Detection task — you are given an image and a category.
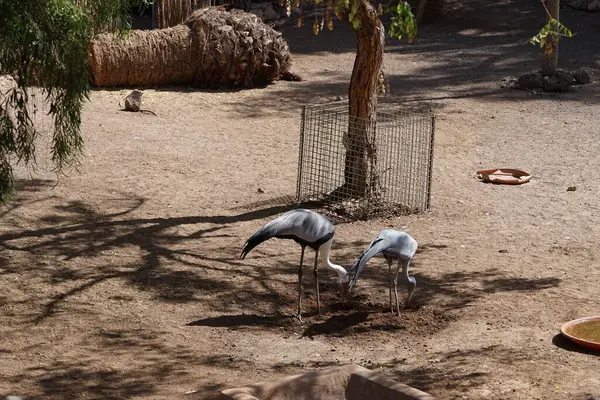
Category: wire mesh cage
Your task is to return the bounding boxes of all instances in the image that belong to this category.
[296,100,435,218]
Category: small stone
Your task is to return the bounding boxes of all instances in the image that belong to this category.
[573,67,594,84]
[123,89,143,112]
[257,187,265,193]
[567,186,577,192]
[499,249,508,253]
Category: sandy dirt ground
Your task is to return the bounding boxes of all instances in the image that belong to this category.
[1,1,599,399]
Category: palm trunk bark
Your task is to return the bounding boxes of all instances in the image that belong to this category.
[343,0,385,198]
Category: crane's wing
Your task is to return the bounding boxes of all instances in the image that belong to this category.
[347,233,392,286]
[240,214,292,259]
[240,209,332,259]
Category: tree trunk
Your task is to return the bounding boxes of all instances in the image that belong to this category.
[541,0,559,76]
[343,0,385,197]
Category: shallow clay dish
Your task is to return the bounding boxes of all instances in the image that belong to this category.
[476,168,532,185]
[561,316,600,351]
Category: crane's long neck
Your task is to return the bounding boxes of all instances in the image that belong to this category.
[319,238,349,282]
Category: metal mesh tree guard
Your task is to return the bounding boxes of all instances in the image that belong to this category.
[296,100,435,218]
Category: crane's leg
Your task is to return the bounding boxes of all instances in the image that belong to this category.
[313,250,321,315]
[394,258,414,316]
[393,260,403,317]
[402,258,415,308]
[386,257,394,314]
[296,246,306,322]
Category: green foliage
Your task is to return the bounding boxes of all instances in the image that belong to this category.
[328,0,415,37]
[388,1,417,41]
[0,0,132,204]
[530,17,574,55]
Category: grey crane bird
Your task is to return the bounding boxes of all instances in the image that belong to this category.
[347,229,418,315]
[240,209,349,322]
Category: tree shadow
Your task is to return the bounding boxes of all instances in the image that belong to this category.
[0,185,328,322]
[218,0,599,119]
[5,327,203,399]
[371,344,535,395]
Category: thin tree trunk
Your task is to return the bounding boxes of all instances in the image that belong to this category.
[415,0,428,24]
[343,0,385,197]
[542,0,559,76]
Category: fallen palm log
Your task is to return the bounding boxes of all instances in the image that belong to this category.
[89,7,299,88]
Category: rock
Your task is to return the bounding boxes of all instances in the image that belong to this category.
[563,0,600,10]
[542,73,572,92]
[573,67,594,84]
[555,69,574,84]
[500,76,519,89]
[518,73,542,89]
[257,187,265,193]
[123,89,143,112]
[567,186,577,192]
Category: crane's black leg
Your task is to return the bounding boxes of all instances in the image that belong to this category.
[296,246,306,322]
[313,250,321,315]
[386,257,394,314]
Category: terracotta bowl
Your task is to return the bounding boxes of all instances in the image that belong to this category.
[560,316,600,351]
[476,168,532,185]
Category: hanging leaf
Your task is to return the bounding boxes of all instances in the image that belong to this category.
[530,17,574,55]
[295,0,301,6]
[313,20,319,35]
[335,0,350,19]
[388,1,416,41]
[279,0,284,7]
[348,0,360,30]
[327,17,334,31]
[286,1,292,17]
[297,15,303,27]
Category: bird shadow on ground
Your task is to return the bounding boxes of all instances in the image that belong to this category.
[301,311,370,339]
[186,313,293,329]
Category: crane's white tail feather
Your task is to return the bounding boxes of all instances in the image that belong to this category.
[348,237,388,286]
